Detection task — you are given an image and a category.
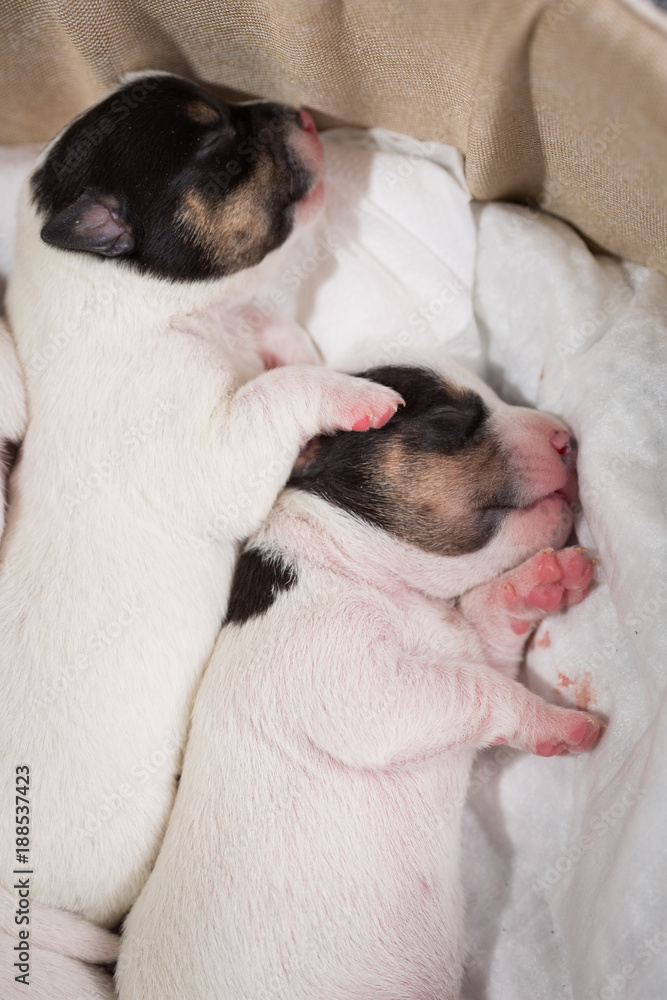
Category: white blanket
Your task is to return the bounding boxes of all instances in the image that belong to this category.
[1,129,665,1000]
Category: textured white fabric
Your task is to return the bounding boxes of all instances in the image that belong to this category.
[1,130,665,999]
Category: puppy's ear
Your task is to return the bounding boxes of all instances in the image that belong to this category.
[291,437,322,476]
[40,191,135,257]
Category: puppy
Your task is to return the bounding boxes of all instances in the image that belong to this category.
[117,360,602,1000]
[0,319,27,538]
[0,73,402,927]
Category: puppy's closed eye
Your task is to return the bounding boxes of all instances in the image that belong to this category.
[404,400,488,453]
[196,127,237,156]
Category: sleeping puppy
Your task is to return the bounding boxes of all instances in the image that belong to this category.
[0,319,26,538]
[117,359,602,1000]
[0,73,402,929]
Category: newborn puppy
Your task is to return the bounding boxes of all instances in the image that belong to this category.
[117,360,601,1000]
[0,73,401,928]
[0,320,26,538]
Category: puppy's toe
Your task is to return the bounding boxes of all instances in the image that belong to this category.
[533,711,602,757]
[321,375,404,434]
[500,545,596,622]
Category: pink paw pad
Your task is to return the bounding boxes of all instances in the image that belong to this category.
[501,546,596,621]
[348,396,403,432]
[526,582,565,613]
[351,406,391,431]
[535,715,601,757]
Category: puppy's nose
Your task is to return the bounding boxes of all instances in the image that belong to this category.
[297,110,318,135]
[550,429,577,467]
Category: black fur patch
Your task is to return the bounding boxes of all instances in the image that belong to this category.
[288,365,519,557]
[32,75,315,282]
[1,439,20,513]
[0,439,20,472]
[225,548,297,625]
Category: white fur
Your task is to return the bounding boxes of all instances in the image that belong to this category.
[0,179,401,928]
[117,359,598,1000]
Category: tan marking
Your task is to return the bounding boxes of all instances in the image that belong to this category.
[187,100,221,126]
[176,156,277,273]
[379,435,508,556]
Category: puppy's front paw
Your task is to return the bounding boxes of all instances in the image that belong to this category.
[317,373,404,434]
[527,706,602,757]
[499,546,595,635]
[497,702,603,756]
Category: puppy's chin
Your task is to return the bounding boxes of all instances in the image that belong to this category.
[288,114,325,229]
[502,494,574,561]
[293,175,326,227]
[290,111,325,175]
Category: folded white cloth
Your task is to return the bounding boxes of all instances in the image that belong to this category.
[1,128,665,1000]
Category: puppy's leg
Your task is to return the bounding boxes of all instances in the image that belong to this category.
[390,662,602,761]
[197,305,320,377]
[467,669,601,756]
[214,366,402,538]
[306,615,602,768]
[456,546,595,675]
[238,308,321,367]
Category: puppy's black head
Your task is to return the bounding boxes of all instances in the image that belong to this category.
[288,366,521,557]
[32,75,321,281]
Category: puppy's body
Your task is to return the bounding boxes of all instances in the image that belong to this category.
[0,75,401,926]
[118,361,601,1000]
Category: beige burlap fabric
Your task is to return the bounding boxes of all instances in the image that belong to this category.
[1,0,666,274]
